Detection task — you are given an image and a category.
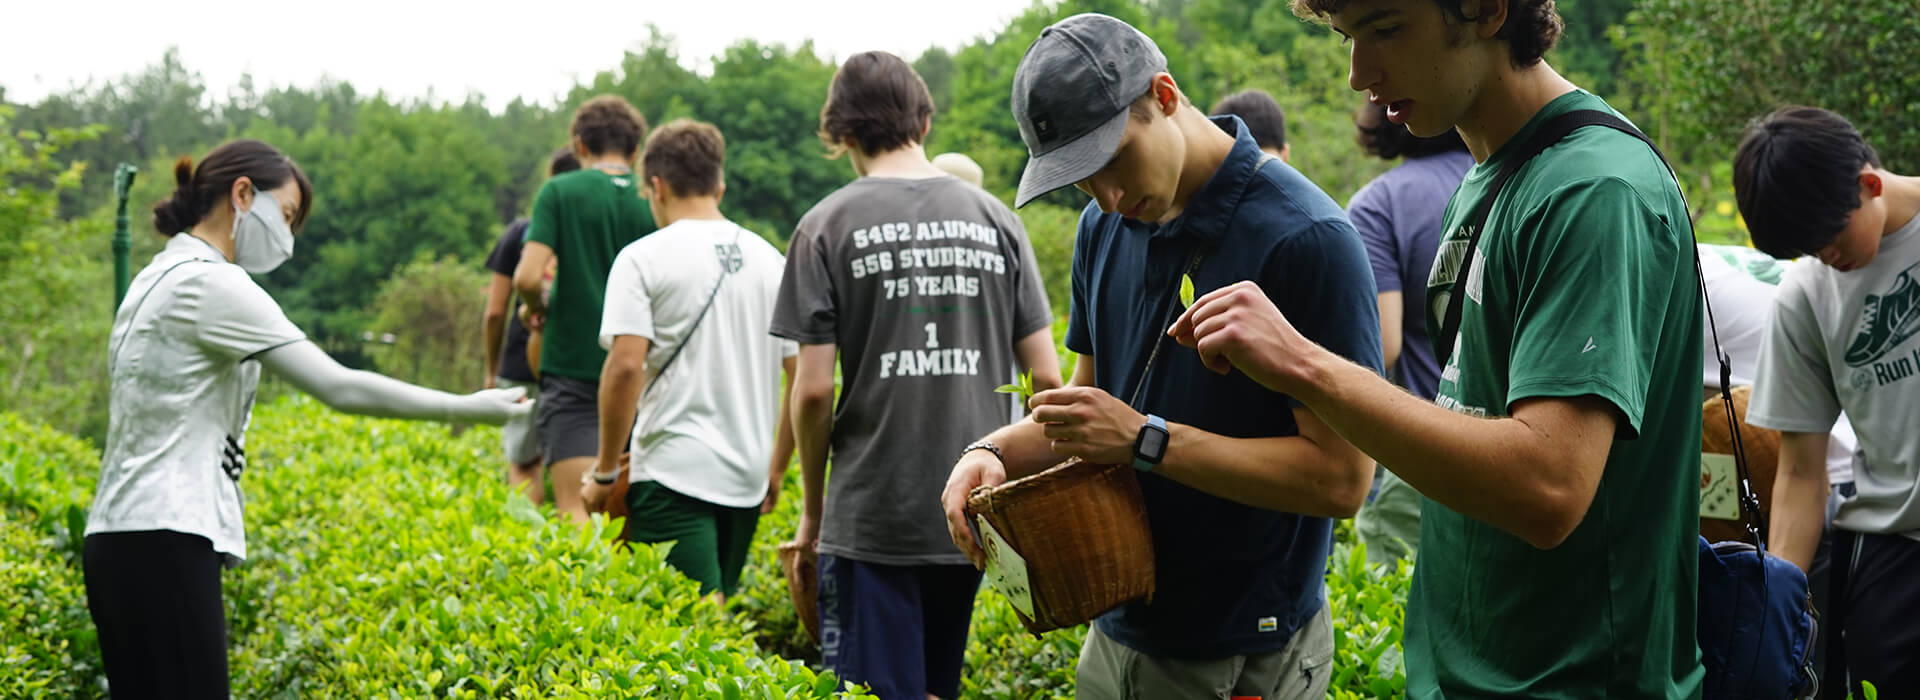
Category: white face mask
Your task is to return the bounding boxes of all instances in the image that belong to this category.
[232,188,295,274]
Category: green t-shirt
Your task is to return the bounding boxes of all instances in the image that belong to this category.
[1409,91,1705,699]
[524,168,654,380]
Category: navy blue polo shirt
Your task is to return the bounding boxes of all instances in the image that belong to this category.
[1066,116,1383,659]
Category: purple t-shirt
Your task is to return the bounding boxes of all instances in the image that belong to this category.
[1348,149,1473,400]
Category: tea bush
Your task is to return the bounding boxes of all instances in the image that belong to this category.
[0,413,106,698]
[5,395,1416,698]
[0,400,868,698]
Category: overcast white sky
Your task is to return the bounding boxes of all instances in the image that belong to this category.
[2,0,1039,109]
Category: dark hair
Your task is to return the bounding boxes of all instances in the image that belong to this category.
[152,139,312,236]
[1210,89,1288,152]
[570,95,648,158]
[642,119,726,198]
[1353,101,1468,160]
[1291,0,1564,67]
[548,147,581,177]
[818,51,934,158]
[1734,106,1882,259]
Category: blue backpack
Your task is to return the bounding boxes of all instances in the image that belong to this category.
[1697,537,1817,698]
[1447,110,1818,700]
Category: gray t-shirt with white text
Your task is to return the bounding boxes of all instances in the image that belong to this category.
[772,176,1053,565]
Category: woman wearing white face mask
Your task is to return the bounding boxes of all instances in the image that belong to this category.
[83,139,528,697]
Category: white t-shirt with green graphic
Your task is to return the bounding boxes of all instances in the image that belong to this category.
[1700,243,1858,484]
[1748,213,1920,537]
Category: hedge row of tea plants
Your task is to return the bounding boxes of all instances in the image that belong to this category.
[0,398,867,699]
[3,394,1415,698]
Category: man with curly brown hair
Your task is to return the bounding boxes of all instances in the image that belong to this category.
[514,94,656,523]
[1175,1,1707,696]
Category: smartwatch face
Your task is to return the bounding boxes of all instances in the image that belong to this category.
[1138,427,1167,460]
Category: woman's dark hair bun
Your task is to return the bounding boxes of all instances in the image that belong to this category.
[151,156,200,235]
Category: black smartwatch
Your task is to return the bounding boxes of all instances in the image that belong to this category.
[1132,414,1169,472]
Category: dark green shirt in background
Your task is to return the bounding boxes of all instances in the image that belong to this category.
[1409,91,1705,699]
[524,168,654,381]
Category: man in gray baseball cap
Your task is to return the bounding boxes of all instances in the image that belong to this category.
[1009,14,1167,209]
[941,12,1383,699]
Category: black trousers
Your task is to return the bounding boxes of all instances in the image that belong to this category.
[83,529,230,699]
[1827,529,1920,698]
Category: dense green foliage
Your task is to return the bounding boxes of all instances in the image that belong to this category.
[0,107,112,440]
[0,400,870,698]
[1615,0,1920,175]
[16,0,1835,443]
[365,257,494,392]
[2,398,1414,698]
[0,412,105,698]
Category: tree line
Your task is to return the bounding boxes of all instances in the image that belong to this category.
[4,0,1914,442]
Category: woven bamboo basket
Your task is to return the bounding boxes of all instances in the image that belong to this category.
[1701,385,1782,544]
[964,459,1154,635]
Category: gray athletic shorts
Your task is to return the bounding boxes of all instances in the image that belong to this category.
[535,375,600,464]
[1075,603,1333,700]
[497,378,541,465]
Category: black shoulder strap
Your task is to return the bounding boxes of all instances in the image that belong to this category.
[1435,111,1646,366]
[641,227,743,398]
[1435,109,1766,548]
[1123,152,1281,410]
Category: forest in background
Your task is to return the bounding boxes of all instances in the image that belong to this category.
[4,0,1915,442]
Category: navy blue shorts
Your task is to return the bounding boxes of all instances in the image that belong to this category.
[816,553,983,699]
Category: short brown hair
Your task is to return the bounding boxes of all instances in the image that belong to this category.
[818,51,934,158]
[1291,0,1564,68]
[570,95,648,158]
[548,147,581,177]
[642,119,726,198]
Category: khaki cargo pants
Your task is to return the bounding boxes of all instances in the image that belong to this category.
[1075,603,1334,700]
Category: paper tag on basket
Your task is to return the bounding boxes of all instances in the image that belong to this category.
[1700,452,1739,520]
[975,515,1035,619]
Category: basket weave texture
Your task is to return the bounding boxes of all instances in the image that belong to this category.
[964,459,1154,634]
[1701,385,1782,544]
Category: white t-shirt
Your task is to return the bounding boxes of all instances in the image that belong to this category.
[599,218,797,508]
[1699,244,1858,483]
[1748,213,1920,537]
[86,234,306,561]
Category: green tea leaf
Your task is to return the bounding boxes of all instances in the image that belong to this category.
[504,491,545,527]
[1179,274,1197,307]
[994,384,1023,395]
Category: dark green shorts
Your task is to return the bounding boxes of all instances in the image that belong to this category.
[624,481,760,597]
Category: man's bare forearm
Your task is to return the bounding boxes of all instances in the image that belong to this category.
[1154,412,1371,517]
[1294,348,1615,549]
[1769,431,1833,572]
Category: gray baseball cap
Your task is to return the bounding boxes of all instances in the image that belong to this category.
[1010,13,1168,208]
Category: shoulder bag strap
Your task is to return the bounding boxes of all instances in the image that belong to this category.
[641,228,743,399]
